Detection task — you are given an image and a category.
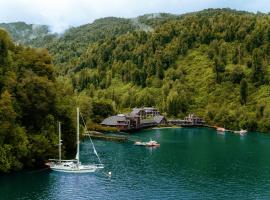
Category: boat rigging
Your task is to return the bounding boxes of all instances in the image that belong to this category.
[47,107,104,173]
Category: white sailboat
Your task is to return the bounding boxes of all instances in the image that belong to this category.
[48,107,104,173]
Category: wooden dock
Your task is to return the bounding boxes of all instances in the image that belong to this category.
[83,131,128,142]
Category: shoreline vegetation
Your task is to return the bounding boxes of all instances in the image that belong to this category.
[1,8,270,173]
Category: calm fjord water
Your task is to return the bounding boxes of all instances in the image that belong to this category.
[1,128,270,200]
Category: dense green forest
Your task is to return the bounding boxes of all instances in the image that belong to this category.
[60,9,270,132]
[0,29,80,172]
[1,8,270,172]
[0,22,50,45]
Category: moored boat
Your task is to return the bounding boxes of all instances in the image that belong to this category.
[134,141,146,146]
[234,129,247,135]
[47,107,104,173]
[145,140,160,147]
[134,139,160,147]
[216,127,226,132]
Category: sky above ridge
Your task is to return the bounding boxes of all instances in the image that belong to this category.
[0,0,269,32]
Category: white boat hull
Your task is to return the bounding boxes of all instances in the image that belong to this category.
[134,140,160,147]
[51,167,97,173]
[49,162,104,173]
[48,108,104,174]
[234,130,247,135]
[134,141,146,146]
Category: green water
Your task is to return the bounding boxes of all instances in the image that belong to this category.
[1,128,270,199]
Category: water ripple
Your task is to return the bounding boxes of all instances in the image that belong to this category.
[2,128,270,199]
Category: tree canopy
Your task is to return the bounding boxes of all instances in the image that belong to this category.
[1,8,270,172]
[0,29,76,173]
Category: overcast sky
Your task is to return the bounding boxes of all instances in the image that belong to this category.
[0,0,269,32]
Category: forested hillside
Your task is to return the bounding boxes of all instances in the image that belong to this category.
[0,29,78,172]
[1,8,270,172]
[2,9,270,132]
[0,17,159,74]
[69,9,270,132]
[0,22,51,45]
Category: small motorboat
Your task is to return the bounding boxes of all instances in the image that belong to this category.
[134,141,146,146]
[216,127,226,132]
[134,139,160,147]
[234,129,247,136]
[145,140,160,147]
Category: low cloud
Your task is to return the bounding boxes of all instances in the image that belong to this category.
[0,0,268,33]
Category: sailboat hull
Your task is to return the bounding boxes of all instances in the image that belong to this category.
[49,163,104,173]
[51,167,97,173]
[48,108,104,174]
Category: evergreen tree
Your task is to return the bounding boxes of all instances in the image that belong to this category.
[251,48,265,85]
[240,79,248,105]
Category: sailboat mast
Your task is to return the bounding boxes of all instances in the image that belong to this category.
[59,122,61,163]
[77,107,80,163]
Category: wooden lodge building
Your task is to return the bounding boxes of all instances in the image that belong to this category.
[168,113,206,126]
[131,107,161,119]
[101,107,166,131]
[101,107,206,131]
[100,114,140,131]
